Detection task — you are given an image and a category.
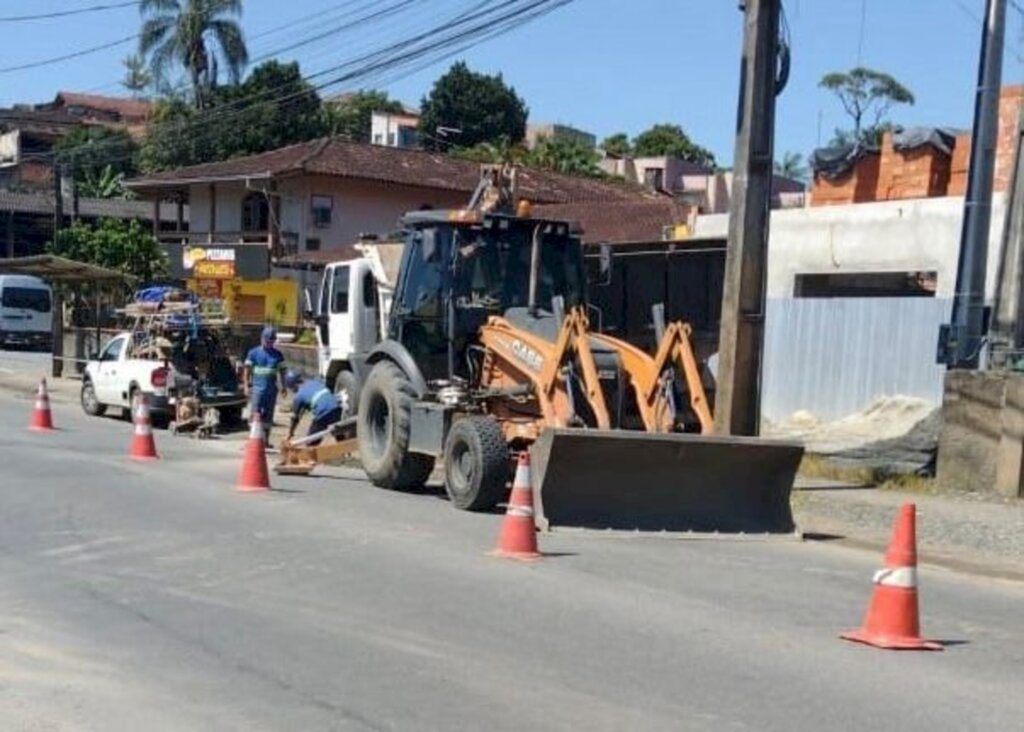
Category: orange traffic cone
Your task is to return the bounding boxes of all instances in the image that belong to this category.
[129,393,160,461]
[841,503,942,650]
[28,377,55,432]
[491,452,541,561]
[236,413,271,493]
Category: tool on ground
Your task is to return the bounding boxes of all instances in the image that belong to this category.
[28,377,54,432]
[237,413,271,492]
[491,452,541,561]
[129,393,160,461]
[841,503,942,651]
[275,417,357,475]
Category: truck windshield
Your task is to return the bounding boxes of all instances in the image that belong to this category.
[2,287,51,312]
[454,226,584,313]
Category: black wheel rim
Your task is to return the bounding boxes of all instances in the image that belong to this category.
[365,392,390,458]
[449,439,473,494]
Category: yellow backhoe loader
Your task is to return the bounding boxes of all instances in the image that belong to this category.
[286,167,803,532]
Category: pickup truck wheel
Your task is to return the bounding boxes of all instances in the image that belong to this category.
[357,361,434,490]
[443,416,510,511]
[122,385,138,421]
[80,379,106,417]
[335,370,358,418]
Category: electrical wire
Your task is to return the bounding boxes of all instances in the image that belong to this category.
[0,1,139,23]
[0,34,138,73]
[36,0,570,167]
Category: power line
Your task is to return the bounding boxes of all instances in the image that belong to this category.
[0,34,138,73]
[0,1,139,23]
[39,0,572,166]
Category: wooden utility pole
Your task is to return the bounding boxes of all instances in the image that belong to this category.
[714,0,781,436]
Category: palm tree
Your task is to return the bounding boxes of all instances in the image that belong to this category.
[774,151,809,184]
[139,0,248,108]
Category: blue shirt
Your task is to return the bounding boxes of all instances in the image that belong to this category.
[291,379,339,420]
[245,345,284,392]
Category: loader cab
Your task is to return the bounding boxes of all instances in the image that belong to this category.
[390,211,584,382]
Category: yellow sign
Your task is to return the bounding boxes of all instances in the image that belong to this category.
[194,260,236,279]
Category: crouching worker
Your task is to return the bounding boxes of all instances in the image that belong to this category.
[285,370,343,446]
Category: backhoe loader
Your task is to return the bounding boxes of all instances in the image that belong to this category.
[317,167,803,533]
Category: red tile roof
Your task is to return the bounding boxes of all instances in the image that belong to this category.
[54,92,151,122]
[533,198,692,244]
[126,137,654,205]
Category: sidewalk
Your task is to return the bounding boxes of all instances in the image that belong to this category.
[793,484,1024,582]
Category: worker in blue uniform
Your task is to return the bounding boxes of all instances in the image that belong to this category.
[284,371,343,446]
[243,326,287,447]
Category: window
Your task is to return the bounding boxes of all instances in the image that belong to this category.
[387,131,396,146]
[241,192,269,231]
[306,237,321,252]
[331,265,350,314]
[373,133,383,145]
[311,195,333,228]
[363,271,377,308]
[643,167,664,191]
[2,286,50,312]
[794,271,937,298]
[100,337,126,361]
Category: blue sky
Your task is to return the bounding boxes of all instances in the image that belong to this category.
[2,0,1023,165]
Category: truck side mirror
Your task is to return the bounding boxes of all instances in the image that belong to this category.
[302,287,314,320]
[597,243,613,285]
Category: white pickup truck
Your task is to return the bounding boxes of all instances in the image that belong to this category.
[81,327,246,427]
[80,331,173,420]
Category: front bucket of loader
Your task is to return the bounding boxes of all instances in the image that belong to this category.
[529,429,804,534]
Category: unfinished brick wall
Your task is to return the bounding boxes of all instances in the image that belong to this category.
[876,131,951,201]
[809,152,881,206]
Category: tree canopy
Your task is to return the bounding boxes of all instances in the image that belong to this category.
[632,124,716,168]
[48,219,167,283]
[600,132,631,157]
[54,126,139,184]
[139,60,323,171]
[419,62,528,150]
[139,0,249,108]
[323,90,405,143]
[820,66,914,146]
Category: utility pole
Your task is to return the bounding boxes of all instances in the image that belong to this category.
[52,159,65,379]
[714,0,782,436]
[939,0,1007,369]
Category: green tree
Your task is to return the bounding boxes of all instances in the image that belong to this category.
[450,136,527,165]
[526,135,603,177]
[632,123,716,168]
[820,66,914,145]
[122,54,153,98]
[54,126,139,184]
[139,60,324,171]
[323,90,404,143]
[78,165,127,199]
[48,219,167,283]
[419,61,528,151]
[600,132,631,157]
[139,0,249,108]
[774,151,808,183]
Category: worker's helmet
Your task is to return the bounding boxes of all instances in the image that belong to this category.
[284,369,302,390]
[261,325,277,345]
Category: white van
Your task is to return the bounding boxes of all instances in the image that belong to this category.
[0,274,53,350]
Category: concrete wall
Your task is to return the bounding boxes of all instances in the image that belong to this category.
[187,182,245,233]
[694,194,1007,300]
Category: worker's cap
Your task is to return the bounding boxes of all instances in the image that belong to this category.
[261,325,277,343]
[284,369,302,389]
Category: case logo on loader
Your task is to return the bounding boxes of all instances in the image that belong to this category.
[511,339,543,372]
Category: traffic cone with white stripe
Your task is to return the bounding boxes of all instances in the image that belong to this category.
[491,452,541,561]
[236,412,271,493]
[129,393,160,461]
[841,503,942,650]
[28,377,55,432]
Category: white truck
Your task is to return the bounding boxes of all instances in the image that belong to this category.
[81,330,173,420]
[309,239,403,414]
[0,274,53,350]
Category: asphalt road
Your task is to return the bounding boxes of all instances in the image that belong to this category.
[0,391,1022,731]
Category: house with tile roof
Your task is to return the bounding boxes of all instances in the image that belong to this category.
[125,136,684,261]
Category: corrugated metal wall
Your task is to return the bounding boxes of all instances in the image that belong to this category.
[761,297,952,421]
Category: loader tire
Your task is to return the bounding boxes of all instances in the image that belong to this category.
[443,416,510,511]
[357,361,434,491]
